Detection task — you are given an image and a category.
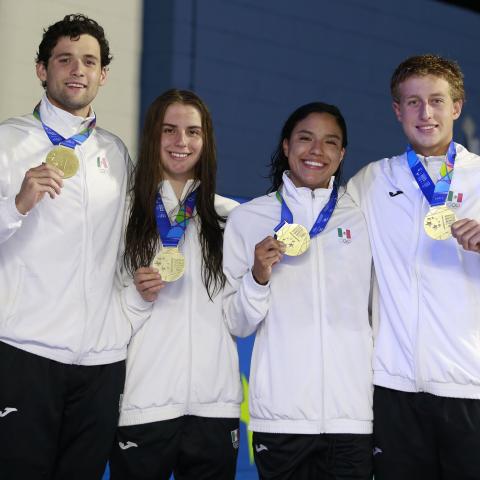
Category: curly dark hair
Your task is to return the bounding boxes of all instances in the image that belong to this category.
[36,13,112,74]
[268,102,348,193]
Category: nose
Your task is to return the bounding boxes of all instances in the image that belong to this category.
[310,140,322,155]
[420,102,432,120]
[175,130,188,147]
[70,58,84,77]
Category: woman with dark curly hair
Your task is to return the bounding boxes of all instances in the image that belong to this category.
[223,102,373,480]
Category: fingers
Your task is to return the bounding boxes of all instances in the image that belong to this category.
[134,267,166,302]
[16,164,65,214]
[252,236,286,284]
[451,218,480,253]
[25,164,64,194]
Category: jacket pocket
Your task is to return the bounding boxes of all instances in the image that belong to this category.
[4,264,25,327]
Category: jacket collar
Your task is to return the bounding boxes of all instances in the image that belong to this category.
[158,179,200,214]
[38,94,96,140]
[280,171,334,204]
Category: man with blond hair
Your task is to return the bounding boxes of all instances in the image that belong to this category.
[349,54,480,479]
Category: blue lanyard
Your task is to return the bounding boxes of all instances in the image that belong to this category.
[406,141,456,207]
[33,103,96,149]
[274,186,338,238]
[154,191,197,247]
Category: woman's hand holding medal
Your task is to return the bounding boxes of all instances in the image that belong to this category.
[252,236,286,285]
[134,267,166,302]
[451,218,480,253]
[15,163,64,215]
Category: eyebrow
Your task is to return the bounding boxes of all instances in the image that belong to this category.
[405,93,446,99]
[54,52,100,61]
[162,122,202,129]
[296,129,341,140]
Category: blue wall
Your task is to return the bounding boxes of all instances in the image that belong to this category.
[142,0,480,198]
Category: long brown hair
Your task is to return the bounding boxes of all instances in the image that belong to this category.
[124,89,226,299]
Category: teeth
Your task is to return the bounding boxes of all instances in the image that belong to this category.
[170,152,189,158]
[66,83,84,88]
[417,125,436,130]
[304,160,325,167]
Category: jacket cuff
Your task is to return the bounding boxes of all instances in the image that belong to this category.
[245,269,271,295]
[123,282,154,312]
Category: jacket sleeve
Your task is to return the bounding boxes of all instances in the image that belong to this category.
[222,209,271,338]
[113,151,154,336]
[0,146,27,245]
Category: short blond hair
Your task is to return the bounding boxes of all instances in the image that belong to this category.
[391,54,465,103]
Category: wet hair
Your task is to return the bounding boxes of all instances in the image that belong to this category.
[391,54,465,104]
[124,89,226,299]
[36,14,112,79]
[268,102,348,193]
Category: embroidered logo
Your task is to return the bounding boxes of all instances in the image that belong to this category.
[0,407,18,418]
[119,441,138,450]
[255,443,268,453]
[231,428,240,449]
[97,155,109,173]
[373,446,383,456]
[388,190,404,197]
[337,227,352,244]
[447,190,463,208]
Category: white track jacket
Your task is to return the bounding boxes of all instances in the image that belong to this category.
[0,96,131,365]
[223,173,373,434]
[118,181,242,426]
[348,144,480,399]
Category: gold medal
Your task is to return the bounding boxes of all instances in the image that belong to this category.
[275,223,310,256]
[45,146,79,178]
[151,247,185,282]
[424,205,457,240]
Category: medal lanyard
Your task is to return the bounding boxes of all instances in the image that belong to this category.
[33,103,96,148]
[154,190,197,247]
[274,186,338,238]
[406,141,456,207]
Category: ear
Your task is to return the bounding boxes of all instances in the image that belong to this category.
[36,62,48,83]
[392,101,402,122]
[339,147,346,163]
[452,100,462,120]
[99,66,108,86]
[282,138,289,158]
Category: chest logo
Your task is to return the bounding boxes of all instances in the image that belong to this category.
[446,190,463,208]
[337,227,352,244]
[97,155,110,173]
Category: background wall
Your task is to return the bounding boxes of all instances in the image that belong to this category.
[142,0,480,198]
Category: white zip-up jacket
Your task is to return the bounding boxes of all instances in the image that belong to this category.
[118,180,242,426]
[0,95,131,365]
[348,143,480,399]
[223,173,373,434]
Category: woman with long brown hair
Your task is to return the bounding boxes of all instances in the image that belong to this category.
[110,89,242,480]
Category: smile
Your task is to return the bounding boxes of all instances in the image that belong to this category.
[65,82,86,88]
[169,152,190,158]
[304,160,325,167]
[416,125,437,131]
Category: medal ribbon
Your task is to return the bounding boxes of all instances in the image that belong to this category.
[33,103,96,149]
[274,186,338,238]
[154,190,197,247]
[406,141,456,207]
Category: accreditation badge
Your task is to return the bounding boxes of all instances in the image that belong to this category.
[151,247,185,282]
[423,205,457,240]
[45,146,79,178]
[275,223,310,256]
